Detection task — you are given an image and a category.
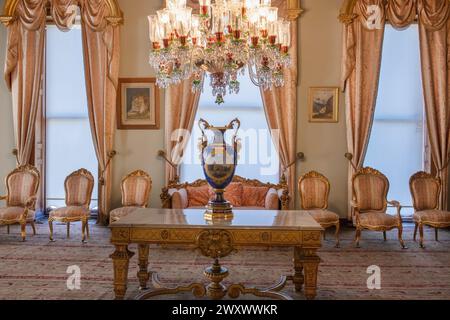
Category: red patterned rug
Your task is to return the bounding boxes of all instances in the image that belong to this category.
[0,221,449,300]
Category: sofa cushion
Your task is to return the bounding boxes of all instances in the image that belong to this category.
[187,185,210,207]
[242,186,269,207]
[222,183,243,207]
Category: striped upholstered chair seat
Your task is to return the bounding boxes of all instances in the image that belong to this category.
[410,172,450,248]
[0,207,35,222]
[0,165,40,241]
[109,170,152,224]
[298,171,340,247]
[48,169,94,242]
[359,212,399,229]
[352,167,406,249]
[50,206,90,218]
[413,210,450,224]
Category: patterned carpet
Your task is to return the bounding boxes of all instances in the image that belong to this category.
[0,220,449,300]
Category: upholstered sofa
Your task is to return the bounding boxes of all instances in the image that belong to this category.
[161,176,290,210]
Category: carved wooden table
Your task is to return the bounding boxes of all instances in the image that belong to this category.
[110,209,323,300]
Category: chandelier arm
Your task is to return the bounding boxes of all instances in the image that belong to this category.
[248,62,261,87]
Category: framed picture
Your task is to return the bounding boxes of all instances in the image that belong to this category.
[117,78,160,130]
[308,87,339,123]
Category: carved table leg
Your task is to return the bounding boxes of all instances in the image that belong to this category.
[299,248,320,300]
[110,244,134,300]
[293,247,304,292]
[137,244,150,290]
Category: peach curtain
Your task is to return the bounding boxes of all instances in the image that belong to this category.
[49,0,120,224]
[165,79,202,184]
[341,0,385,221]
[260,3,298,207]
[79,0,120,225]
[4,0,46,166]
[417,0,450,210]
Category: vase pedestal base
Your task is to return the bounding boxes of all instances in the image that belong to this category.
[205,201,234,221]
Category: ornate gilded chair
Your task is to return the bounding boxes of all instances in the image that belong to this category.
[0,165,40,241]
[48,169,94,242]
[298,171,340,247]
[109,170,152,224]
[351,167,406,249]
[410,172,450,248]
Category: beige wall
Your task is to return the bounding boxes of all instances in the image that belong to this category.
[297,0,348,216]
[0,0,16,196]
[0,0,350,216]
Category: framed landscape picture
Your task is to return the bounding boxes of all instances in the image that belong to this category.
[117,78,160,130]
[308,87,339,123]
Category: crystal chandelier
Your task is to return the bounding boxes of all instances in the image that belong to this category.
[148,0,291,104]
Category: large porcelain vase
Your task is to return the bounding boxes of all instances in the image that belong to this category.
[199,118,240,220]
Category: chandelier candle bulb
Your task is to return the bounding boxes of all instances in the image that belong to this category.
[148,0,291,103]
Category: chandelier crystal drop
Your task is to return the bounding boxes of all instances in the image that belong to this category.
[148,0,291,104]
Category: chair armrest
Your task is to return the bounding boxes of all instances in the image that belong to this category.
[388,200,401,208]
[350,200,359,209]
[265,188,279,210]
[25,196,37,210]
[388,200,402,220]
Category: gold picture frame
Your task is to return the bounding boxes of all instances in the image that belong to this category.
[308,87,339,123]
[117,78,160,130]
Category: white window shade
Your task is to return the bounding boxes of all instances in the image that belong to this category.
[45,26,98,209]
[365,24,425,217]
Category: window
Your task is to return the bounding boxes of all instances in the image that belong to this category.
[181,74,279,183]
[365,24,425,217]
[45,25,98,210]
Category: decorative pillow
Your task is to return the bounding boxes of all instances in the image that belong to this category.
[224,183,243,207]
[265,188,279,210]
[242,186,269,207]
[187,185,210,207]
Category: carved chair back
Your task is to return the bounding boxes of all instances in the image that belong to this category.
[6,165,40,208]
[121,170,152,207]
[352,167,389,213]
[65,169,95,208]
[410,171,441,212]
[298,171,330,210]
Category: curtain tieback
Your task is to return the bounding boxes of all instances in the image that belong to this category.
[12,149,19,166]
[280,152,305,184]
[437,154,450,176]
[99,150,117,185]
[158,150,180,183]
[345,152,359,171]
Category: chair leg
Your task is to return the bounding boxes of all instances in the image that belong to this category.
[413,223,418,241]
[49,220,54,241]
[31,221,36,236]
[20,222,26,242]
[7,225,10,234]
[335,222,340,248]
[419,223,425,249]
[435,228,439,242]
[355,228,361,248]
[398,225,407,249]
[81,219,87,243]
[66,222,70,239]
[383,231,387,241]
[86,220,90,239]
[323,230,326,240]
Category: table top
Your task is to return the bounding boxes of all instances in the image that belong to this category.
[110,208,323,231]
